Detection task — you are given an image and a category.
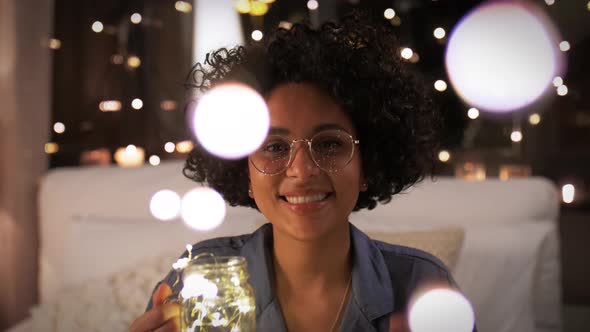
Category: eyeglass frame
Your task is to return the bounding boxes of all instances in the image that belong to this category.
[249,129,360,176]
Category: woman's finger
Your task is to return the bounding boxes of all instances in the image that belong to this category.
[153,316,182,332]
[152,283,173,307]
[129,302,180,332]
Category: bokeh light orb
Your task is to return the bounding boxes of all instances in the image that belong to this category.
[150,189,181,221]
[445,1,564,113]
[181,187,226,231]
[189,82,269,160]
[409,288,475,332]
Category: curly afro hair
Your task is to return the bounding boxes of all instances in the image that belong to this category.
[183,11,441,211]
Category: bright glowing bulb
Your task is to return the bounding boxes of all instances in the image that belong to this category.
[125,144,137,154]
[467,108,480,119]
[557,84,568,96]
[130,13,142,24]
[234,0,251,14]
[409,288,475,332]
[127,55,141,68]
[48,38,61,50]
[164,142,176,153]
[131,98,143,110]
[181,187,226,231]
[434,27,446,39]
[175,1,192,13]
[445,2,564,112]
[99,100,122,112]
[510,130,523,142]
[251,30,263,41]
[53,122,66,134]
[552,76,563,87]
[149,155,161,166]
[529,113,541,125]
[176,140,194,154]
[559,41,570,52]
[92,21,104,33]
[545,0,555,5]
[401,47,413,60]
[45,142,59,154]
[115,145,145,167]
[434,80,448,92]
[562,184,575,204]
[384,8,396,19]
[249,1,269,15]
[189,82,270,159]
[307,0,319,10]
[438,150,451,162]
[150,189,181,221]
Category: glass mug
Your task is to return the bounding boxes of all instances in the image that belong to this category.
[179,255,256,332]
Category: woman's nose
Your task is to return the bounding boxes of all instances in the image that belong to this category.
[285,142,320,178]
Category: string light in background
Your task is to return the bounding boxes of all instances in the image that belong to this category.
[150,189,181,221]
[53,122,66,134]
[251,29,263,41]
[175,1,192,13]
[164,142,176,153]
[149,155,161,166]
[176,140,194,154]
[234,0,252,14]
[126,55,141,69]
[111,54,124,65]
[545,0,555,5]
[45,142,59,154]
[307,0,319,11]
[467,107,480,120]
[114,144,145,167]
[99,100,122,112]
[557,84,568,96]
[400,47,413,60]
[250,1,269,15]
[559,40,570,52]
[278,21,293,30]
[384,8,396,19]
[48,38,61,50]
[445,1,564,113]
[130,13,142,24]
[91,21,104,33]
[529,113,541,125]
[438,150,451,162]
[587,1,590,11]
[510,130,523,143]
[434,79,448,92]
[188,82,269,160]
[160,100,178,111]
[408,288,475,332]
[131,98,143,110]
[562,184,575,204]
[433,27,446,39]
[180,187,227,231]
[552,76,563,87]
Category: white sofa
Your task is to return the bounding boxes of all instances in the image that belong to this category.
[8,160,562,332]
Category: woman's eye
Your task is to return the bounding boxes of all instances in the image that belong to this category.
[263,142,289,154]
[316,139,343,151]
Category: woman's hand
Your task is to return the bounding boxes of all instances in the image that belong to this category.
[389,312,410,332]
[129,283,181,332]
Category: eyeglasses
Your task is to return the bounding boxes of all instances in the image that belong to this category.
[250,129,360,175]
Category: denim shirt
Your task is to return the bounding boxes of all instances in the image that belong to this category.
[146,223,470,331]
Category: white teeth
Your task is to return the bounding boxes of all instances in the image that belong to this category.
[284,194,328,204]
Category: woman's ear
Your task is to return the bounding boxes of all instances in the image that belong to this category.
[360,176,368,192]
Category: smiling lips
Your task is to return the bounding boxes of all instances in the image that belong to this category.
[284,193,328,204]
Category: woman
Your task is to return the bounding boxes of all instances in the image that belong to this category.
[130,11,467,332]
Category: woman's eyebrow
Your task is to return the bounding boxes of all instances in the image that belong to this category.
[268,127,290,136]
[268,123,348,137]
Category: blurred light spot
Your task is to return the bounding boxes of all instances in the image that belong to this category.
[510,130,523,142]
[111,54,124,65]
[251,30,263,41]
[409,288,475,332]
[130,13,142,24]
[176,140,194,154]
[234,0,251,14]
[559,40,570,52]
[562,184,575,204]
[552,76,563,87]
[545,0,555,5]
[131,98,143,110]
[401,47,413,60]
[48,38,61,50]
[149,155,161,166]
[175,1,192,13]
[445,2,564,113]
[127,55,141,68]
[278,21,293,30]
[409,52,420,63]
[160,100,177,111]
[434,80,447,92]
[189,82,270,159]
[91,21,103,33]
[557,84,568,96]
[438,150,451,162]
[529,113,541,125]
[181,187,226,231]
[99,100,122,112]
[164,142,176,153]
[250,1,269,15]
[45,142,59,154]
[114,145,145,168]
[384,8,396,19]
[53,122,66,134]
[587,1,590,11]
[467,107,480,119]
[150,190,181,221]
[434,27,446,39]
[307,0,319,10]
